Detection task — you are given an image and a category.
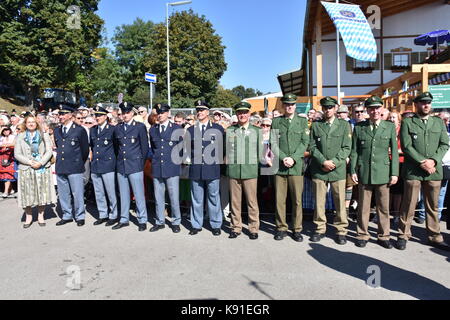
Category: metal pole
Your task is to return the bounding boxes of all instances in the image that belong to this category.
[150,83,153,111]
[336,0,341,102]
[166,3,171,106]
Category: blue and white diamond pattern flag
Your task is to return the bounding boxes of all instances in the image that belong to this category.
[321,1,377,62]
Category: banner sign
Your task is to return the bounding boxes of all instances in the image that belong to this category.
[321,1,377,62]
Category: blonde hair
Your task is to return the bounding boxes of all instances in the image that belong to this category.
[19,115,43,134]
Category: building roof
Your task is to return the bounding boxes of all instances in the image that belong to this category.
[277,69,305,96]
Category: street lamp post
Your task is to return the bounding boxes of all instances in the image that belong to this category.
[166,0,192,107]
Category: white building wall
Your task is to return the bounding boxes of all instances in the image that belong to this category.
[310,1,450,96]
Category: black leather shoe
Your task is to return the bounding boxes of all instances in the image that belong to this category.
[274,231,287,241]
[172,225,181,233]
[428,240,450,251]
[310,233,325,242]
[335,235,347,245]
[149,224,165,232]
[138,224,147,232]
[23,223,32,229]
[212,228,221,236]
[93,218,108,226]
[105,219,118,227]
[228,231,240,239]
[77,220,85,227]
[249,233,258,240]
[112,222,129,230]
[292,232,303,242]
[355,239,368,248]
[395,238,407,250]
[414,217,425,224]
[377,239,393,249]
[189,228,202,235]
[56,219,73,226]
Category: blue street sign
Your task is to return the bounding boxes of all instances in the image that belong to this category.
[145,73,157,83]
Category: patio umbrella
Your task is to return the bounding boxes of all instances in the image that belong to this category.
[414,30,450,53]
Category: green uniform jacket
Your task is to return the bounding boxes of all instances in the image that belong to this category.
[270,115,309,176]
[309,118,352,181]
[400,115,449,181]
[226,124,262,179]
[350,120,399,185]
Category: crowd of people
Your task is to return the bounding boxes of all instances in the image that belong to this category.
[0,92,449,251]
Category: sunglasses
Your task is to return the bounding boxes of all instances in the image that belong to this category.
[186,119,194,122]
[261,124,271,127]
[76,117,84,120]
[355,111,364,114]
[138,111,146,114]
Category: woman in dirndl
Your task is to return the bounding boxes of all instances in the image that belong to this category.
[14,115,56,228]
[0,126,16,197]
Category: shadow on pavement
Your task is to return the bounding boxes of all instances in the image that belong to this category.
[307,243,450,300]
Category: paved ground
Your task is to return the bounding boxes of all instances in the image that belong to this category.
[0,197,449,300]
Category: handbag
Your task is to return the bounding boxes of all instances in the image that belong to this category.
[443,165,450,180]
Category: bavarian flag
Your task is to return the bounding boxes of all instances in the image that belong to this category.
[321,1,377,62]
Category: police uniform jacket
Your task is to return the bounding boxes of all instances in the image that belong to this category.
[350,120,399,185]
[226,124,262,180]
[187,121,224,180]
[115,120,149,175]
[309,118,352,181]
[270,115,309,176]
[149,122,183,178]
[89,124,117,174]
[400,115,449,180]
[54,123,89,175]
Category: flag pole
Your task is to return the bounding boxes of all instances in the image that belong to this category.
[336,0,341,103]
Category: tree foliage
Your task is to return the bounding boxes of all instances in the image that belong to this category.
[144,10,227,108]
[0,0,103,107]
[231,85,263,100]
[112,18,155,98]
[210,85,240,109]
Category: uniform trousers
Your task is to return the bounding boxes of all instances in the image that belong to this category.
[399,180,443,242]
[357,183,390,241]
[312,179,348,235]
[57,173,85,221]
[275,175,304,232]
[229,178,260,234]
[153,176,181,226]
[117,172,147,224]
[91,172,118,220]
[190,179,222,229]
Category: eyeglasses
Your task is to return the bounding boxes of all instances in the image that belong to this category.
[186,119,194,122]
[138,111,146,114]
[85,122,93,125]
[355,111,364,114]
[76,117,84,120]
[261,124,271,127]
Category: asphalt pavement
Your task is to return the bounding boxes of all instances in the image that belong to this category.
[0,197,449,300]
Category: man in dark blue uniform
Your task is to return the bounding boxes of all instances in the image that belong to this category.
[112,102,149,232]
[54,104,89,226]
[149,104,184,233]
[90,106,118,226]
[186,100,224,236]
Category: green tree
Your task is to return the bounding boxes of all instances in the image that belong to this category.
[210,85,240,109]
[112,18,155,98]
[0,0,103,107]
[232,85,263,100]
[90,48,127,103]
[143,9,227,108]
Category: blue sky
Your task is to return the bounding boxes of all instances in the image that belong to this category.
[98,0,306,94]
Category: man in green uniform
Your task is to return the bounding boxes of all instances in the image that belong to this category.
[396,92,450,251]
[270,93,309,242]
[226,102,262,240]
[350,96,399,249]
[309,96,352,245]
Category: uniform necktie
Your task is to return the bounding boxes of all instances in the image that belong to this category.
[161,125,166,134]
[422,119,428,128]
[202,125,206,135]
[372,123,378,135]
[63,127,67,135]
[124,124,128,131]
